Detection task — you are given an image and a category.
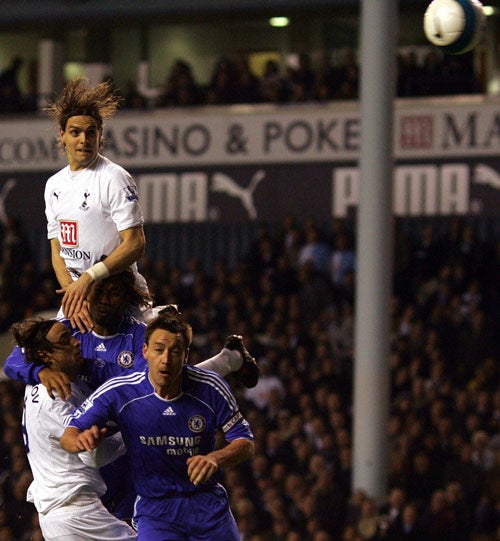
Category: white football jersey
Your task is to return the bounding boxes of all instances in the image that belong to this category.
[44,154,145,282]
[22,380,124,515]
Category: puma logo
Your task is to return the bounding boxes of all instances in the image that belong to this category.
[211,170,265,220]
[474,164,500,190]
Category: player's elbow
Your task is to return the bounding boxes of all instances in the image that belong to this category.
[240,438,255,462]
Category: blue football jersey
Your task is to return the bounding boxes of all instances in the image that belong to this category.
[70,365,254,498]
[72,316,146,371]
[3,315,147,385]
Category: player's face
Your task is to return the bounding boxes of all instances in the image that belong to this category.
[88,280,128,330]
[44,322,84,377]
[143,329,187,399]
[60,115,102,171]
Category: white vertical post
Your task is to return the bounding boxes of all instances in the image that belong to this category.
[37,39,65,110]
[353,0,398,502]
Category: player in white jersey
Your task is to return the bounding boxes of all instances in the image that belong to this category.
[12,317,138,541]
[44,76,146,332]
[61,308,255,540]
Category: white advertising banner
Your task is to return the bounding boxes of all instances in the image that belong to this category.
[0,97,498,225]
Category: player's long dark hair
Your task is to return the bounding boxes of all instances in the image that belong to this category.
[45,76,122,131]
[10,318,58,366]
[90,268,154,310]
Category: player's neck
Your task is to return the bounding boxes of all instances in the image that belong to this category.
[93,317,123,337]
[150,376,183,400]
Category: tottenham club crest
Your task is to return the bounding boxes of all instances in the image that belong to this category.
[188,415,206,433]
[117,351,134,368]
[79,190,91,211]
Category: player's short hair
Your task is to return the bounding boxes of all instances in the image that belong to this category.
[45,76,122,131]
[10,318,59,366]
[89,268,154,309]
[145,306,193,352]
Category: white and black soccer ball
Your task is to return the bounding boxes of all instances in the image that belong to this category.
[423,0,487,54]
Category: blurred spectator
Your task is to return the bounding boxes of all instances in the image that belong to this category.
[0,56,24,113]
[379,486,406,529]
[329,231,356,289]
[386,502,425,541]
[206,57,240,105]
[120,79,147,109]
[259,59,288,103]
[471,430,496,472]
[233,54,262,104]
[158,59,203,107]
[333,50,359,100]
[244,356,285,411]
[298,223,331,275]
[419,489,461,541]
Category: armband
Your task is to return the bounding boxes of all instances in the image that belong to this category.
[85,262,110,282]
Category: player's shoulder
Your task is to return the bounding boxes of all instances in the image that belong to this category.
[25,383,64,412]
[93,369,147,398]
[121,314,146,333]
[45,166,68,187]
[184,365,232,396]
[97,154,131,179]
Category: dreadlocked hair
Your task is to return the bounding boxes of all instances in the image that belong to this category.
[91,268,154,309]
[45,76,122,131]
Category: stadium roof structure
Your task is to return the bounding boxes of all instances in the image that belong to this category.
[0,0,434,24]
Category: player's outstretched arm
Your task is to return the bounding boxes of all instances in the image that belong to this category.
[4,345,41,384]
[60,425,107,453]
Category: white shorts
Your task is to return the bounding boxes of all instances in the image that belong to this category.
[39,499,137,541]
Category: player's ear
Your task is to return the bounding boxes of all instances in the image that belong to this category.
[37,349,50,364]
[184,348,189,365]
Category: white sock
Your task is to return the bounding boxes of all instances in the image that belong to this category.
[196,348,243,377]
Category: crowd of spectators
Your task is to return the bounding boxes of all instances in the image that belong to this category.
[0,47,482,115]
[0,215,498,540]
[0,216,59,334]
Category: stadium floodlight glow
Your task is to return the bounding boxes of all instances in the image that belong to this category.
[482,5,495,16]
[269,17,289,27]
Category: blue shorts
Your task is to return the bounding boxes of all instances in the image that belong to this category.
[134,484,239,540]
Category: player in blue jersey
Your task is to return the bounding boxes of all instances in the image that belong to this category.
[5,270,259,522]
[4,269,153,397]
[60,308,255,540]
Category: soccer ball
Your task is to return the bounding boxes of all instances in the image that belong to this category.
[423,0,487,54]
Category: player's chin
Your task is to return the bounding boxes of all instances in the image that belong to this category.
[78,152,97,166]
